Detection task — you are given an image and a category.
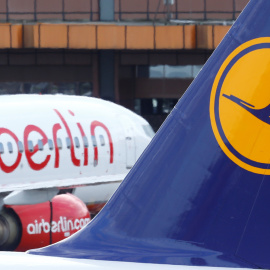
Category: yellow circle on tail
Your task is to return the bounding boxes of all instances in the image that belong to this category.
[210,38,270,175]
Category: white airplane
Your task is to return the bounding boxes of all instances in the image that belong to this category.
[0,94,154,251]
[2,0,270,268]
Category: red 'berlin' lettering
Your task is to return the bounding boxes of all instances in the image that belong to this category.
[0,109,114,173]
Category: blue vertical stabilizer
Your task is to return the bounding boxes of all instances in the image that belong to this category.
[28,0,270,268]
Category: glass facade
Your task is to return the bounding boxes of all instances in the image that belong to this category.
[137,65,203,79]
[0,82,92,96]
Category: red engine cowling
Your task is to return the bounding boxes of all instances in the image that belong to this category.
[0,193,90,251]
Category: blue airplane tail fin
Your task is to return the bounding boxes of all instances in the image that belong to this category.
[28,0,270,268]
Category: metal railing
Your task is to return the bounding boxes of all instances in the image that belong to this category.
[116,0,247,22]
[0,0,247,22]
[1,0,98,22]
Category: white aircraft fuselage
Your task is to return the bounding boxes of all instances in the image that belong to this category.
[0,95,152,195]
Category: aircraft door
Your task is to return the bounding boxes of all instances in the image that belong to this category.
[121,117,136,169]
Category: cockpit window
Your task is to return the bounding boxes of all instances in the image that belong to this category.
[143,125,155,138]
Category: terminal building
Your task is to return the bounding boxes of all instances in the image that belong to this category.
[0,0,248,130]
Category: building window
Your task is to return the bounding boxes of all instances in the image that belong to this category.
[135,98,178,115]
[0,82,92,96]
[136,65,203,79]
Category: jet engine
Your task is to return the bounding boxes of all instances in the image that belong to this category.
[0,193,90,251]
